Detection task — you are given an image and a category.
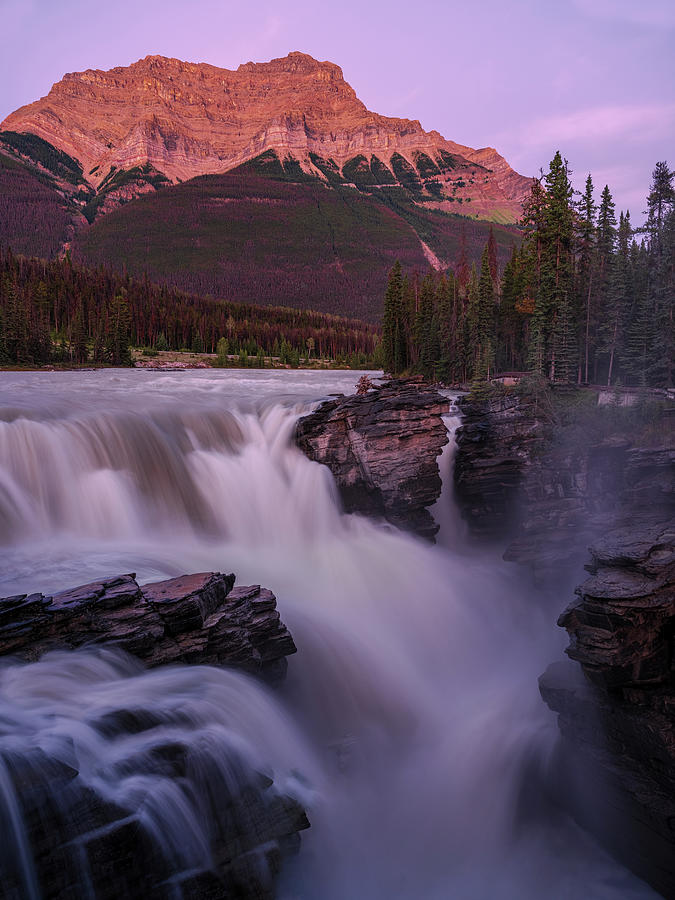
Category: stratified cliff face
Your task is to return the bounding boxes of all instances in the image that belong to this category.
[1,52,531,222]
[453,387,675,896]
[540,522,675,899]
[295,379,449,539]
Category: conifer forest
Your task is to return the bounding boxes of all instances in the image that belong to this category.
[382,156,674,388]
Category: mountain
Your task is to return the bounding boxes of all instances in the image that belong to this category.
[1,52,531,224]
[0,53,528,321]
[72,171,519,321]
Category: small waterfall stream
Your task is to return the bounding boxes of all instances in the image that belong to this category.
[0,370,657,898]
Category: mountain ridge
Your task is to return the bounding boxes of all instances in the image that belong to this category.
[1,51,531,223]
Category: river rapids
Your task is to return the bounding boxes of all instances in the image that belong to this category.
[0,369,657,899]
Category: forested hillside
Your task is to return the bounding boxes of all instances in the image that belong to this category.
[72,171,518,323]
[382,157,674,389]
[0,251,379,367]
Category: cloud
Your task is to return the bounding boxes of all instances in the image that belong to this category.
[570,0,675,28]
[515,103,675,148]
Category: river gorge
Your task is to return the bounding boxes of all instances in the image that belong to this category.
[0,369,666,898]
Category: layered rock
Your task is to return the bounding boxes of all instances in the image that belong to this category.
[1,52,531,221]
[295,378,449,539]
[0,571,296,682]
[540,522,675,898]
[454,388,674,574]
[454,386,675,892]
[0,571,308,898]
[0,741,309,900]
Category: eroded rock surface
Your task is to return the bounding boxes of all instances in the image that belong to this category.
[0,572,307,899]
[1,53,531,221]
[0,572,296,682]
[454,389,674,575]
[295,379,449,539]
[540,523,675,898]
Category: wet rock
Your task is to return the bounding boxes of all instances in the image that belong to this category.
[454,389,674,576]
[0,572,308,899]
[540,522,675,898]
[296,378,449,539]
[0,741,309,900]
[0,572,296,682]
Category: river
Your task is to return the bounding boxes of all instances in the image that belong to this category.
[0,369,657,898]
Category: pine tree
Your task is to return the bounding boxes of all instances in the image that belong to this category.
[414,272,437,378]
[643,161,675,254]
[475,246,496,378]
[382,261,407,374]
[576,174,597,383]
[599,212,631,385]
[104,294,132,366]
[527,152,575,380]
[71,304,88,364]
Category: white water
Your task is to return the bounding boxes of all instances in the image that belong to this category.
[0,370,657,898]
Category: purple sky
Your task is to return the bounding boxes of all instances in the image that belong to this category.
[2,0,673,222]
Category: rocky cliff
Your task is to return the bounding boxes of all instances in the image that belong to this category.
[453,384,675,896]
[454,387,673,576]
[296,378,449,539]
[540,522,675,898]
[1,52,531,222]
[0,571,308,899]
[0,571,296,682]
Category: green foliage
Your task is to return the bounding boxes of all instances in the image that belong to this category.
[413,152,441,179]
[390,153,423,193]
[369,156,397,185]
[0,131,85,184]
[342,155,377,187]
[83,164,170,223]
[309,153,345,183]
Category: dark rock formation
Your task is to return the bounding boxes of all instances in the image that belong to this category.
[0,719,309,900]
[0,572,296,682]
[295,378,449,539]
[455,386,675,893]
[455,388,674,575]
[0,572,308,899]
[454,390,541,537]
[540,522,675,898]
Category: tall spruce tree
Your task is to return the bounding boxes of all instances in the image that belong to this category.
[382,261,407,374]
[576,174,597,383]
[527,152,575,380]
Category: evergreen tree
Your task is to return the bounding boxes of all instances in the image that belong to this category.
[414,272,437,378]
[527,152,575,380]
[71,305,88,364]
[104,294,132,366]
[382,261,407,374]
[576,174,597,383]
[475,246,496,378]
[596,212,629,385]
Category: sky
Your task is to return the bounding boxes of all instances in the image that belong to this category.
[1,0,673,222]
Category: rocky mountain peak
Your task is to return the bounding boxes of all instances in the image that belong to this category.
[1,52,532,221]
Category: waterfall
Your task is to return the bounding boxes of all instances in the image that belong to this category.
[0,370,657,898]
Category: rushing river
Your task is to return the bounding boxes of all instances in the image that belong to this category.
[0,369,657,898]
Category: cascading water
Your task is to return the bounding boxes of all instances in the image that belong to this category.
[0,369,658,898]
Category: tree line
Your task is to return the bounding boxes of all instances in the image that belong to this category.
[383,156,674,388]
[0,251,380,367]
